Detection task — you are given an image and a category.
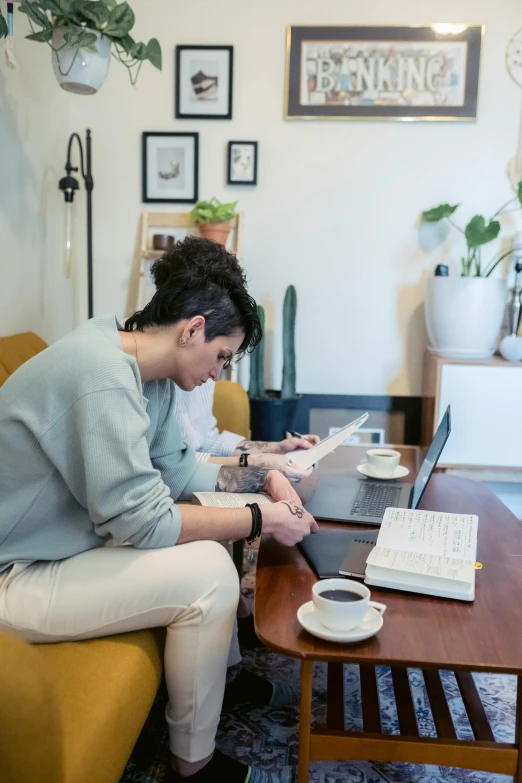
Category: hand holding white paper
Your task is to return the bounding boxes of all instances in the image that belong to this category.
[285,412,369,470]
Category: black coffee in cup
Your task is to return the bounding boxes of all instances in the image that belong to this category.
[318,589,363,603]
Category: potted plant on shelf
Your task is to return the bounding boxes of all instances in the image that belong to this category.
[190,197,238,246]
[0,0,161,94]
[248,285,302,441]
[420,184,522,358]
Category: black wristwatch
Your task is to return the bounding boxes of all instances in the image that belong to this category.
[239,453,249,467]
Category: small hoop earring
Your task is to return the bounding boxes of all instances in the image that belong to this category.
[179,338,187,347]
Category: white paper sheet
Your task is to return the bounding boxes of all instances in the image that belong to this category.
[285,412,369,470]
[366,507,478,583]
[192,492,275,508]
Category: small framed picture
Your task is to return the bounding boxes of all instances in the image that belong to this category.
[142,132,199,204]
[176,45,233,120]
[227,141,258,185]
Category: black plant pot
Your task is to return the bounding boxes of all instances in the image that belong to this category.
[249,391,302,442]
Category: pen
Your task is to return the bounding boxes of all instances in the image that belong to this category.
[288,430,314,443]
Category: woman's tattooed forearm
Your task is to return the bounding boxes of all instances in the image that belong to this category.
[283,501,304,518]
[235,440,270,453]
[216,467,269,493]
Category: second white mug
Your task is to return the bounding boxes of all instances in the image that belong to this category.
[366,448,401,477]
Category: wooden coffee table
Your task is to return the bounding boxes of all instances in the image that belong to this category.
[254,446,522,782]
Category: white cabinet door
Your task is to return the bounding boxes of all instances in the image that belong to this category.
[438,364,522,468]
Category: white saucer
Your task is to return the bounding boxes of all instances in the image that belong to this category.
[356,463,409,481]
[297,601,383,643]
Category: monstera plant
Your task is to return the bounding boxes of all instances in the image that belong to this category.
[421,182,522,277]
[0,1,161,87]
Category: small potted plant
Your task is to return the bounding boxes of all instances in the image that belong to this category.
[190,197,238,246]
[420,184,522,358]
[248,285,302,441]
[1,1,161,94]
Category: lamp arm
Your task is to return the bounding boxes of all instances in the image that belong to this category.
[65,132,87,181]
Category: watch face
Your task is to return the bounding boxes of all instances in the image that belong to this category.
[507,28,522,87]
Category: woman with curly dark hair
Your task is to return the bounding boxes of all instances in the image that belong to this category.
[0,237,317,783]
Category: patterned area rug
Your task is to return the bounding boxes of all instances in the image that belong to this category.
[121,549,516,783]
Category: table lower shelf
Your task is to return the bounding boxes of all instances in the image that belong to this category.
[298,662,521,783]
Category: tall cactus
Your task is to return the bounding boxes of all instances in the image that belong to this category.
[281,285,297,400]
[248,304,265,398]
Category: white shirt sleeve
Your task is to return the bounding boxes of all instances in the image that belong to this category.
[201,427,245,457]
[174,380,245,458]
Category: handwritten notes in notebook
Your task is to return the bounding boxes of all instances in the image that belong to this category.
[365,507,478,600]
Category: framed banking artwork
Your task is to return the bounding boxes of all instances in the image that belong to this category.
[285,25,483,121]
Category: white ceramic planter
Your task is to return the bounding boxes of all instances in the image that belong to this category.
[425,277,507,359]
[52,28,111,95]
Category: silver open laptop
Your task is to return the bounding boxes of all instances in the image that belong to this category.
[304,406,451,525]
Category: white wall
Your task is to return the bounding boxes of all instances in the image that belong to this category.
[1,0,521,393]
[0,34,74,343]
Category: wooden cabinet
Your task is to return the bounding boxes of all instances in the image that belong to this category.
[422,350,522,469]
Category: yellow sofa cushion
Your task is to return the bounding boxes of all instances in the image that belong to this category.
[213,380,250,440]
[0,331,48,387]
[36,629,165,783]
[0,631,64,783]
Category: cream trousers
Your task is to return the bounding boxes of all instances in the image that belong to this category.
[0,541,240,762]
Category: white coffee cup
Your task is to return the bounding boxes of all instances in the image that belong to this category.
[312,578,386,632]
[366,448,401,478]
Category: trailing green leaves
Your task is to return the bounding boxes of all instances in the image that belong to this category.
[421,204,459,222]
[23,2,50,28]
[39,0,68,14]
[75,1,109,28]
[104,1,134,36]
[134,42,148,60]
[0,11,8,38]
[64,26,97,48]
[26,28,54,42]
[146,38,161,70]
[14,0,162,86]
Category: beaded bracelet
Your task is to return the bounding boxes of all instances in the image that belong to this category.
[245,502,263,547]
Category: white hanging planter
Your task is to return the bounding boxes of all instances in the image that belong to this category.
[425,277,507,359]
[52,27,111,95]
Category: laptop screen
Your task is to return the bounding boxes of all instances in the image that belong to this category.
[411,406,451,509]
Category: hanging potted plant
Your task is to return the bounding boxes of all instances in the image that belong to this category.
[248,285,302,441]
[190,197,238,246]
[420,183,522,358]
[1,0,161,95]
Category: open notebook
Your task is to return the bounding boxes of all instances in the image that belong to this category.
[192,492,274,508]
[363,507,479,601]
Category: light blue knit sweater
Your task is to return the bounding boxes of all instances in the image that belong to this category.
[0,316,220,572]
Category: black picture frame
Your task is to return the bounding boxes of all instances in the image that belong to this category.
[285,25,483,121]
[176,45,234,120]
[227,141,258,185]
[142,132,199,204]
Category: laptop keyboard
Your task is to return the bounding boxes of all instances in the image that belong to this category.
[350,483,402,517]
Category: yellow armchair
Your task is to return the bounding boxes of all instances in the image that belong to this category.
[0,333,251,783]
[213,379,250,440]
